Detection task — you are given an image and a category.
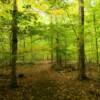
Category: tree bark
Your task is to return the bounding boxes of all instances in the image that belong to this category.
[10,0,18,88]
[56,32,62,67]
[23,34,25,63]
[30,33,33,63]
[50,15,54,67]
[93,11,99,66]
[78,0,87,80]
[64,37,67,67]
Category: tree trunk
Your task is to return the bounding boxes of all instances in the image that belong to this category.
[30,33,33,63]
[10,0,18,88]
[64,37,67,67]
[50,15,54,66]
[23,33,25,63]
[51,32,54,66]
[93,11,99,66]
[56,32,62,67]
[78,0,87,80]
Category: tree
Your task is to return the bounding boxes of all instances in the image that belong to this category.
[78,0,87,80]
[10,0,18,88]
[93,10,99,66]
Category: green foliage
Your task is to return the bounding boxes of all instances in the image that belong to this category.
[0,0,100,63]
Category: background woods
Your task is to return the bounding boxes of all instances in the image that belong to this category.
[0,0,100,100]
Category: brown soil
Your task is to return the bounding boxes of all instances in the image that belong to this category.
[0,63,100,100]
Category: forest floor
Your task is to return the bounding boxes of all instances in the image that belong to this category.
[0,62,100,100]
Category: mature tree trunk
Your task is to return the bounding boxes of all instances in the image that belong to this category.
[93,11,99,66]
[10,0,18,88]
[78,0,87,80]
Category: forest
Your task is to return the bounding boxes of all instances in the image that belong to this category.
[0,0,100,100]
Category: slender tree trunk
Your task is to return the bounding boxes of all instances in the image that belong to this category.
[50,15,54,66]
[56,32,62,67]
[23,34,25,63]
[30,33,33,63]
[54,16,62,67]
[51,32,54,65]
[10,0,18,88]
[9,33,12,66]
[78,0,87,80]
[64,37,67,67]
[62,15,67,67]
[93,11,99,66]
[56,32,59,66]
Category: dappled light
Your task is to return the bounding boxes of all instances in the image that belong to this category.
[0,0,100,100]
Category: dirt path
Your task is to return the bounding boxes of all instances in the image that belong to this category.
[0,63,100,100]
